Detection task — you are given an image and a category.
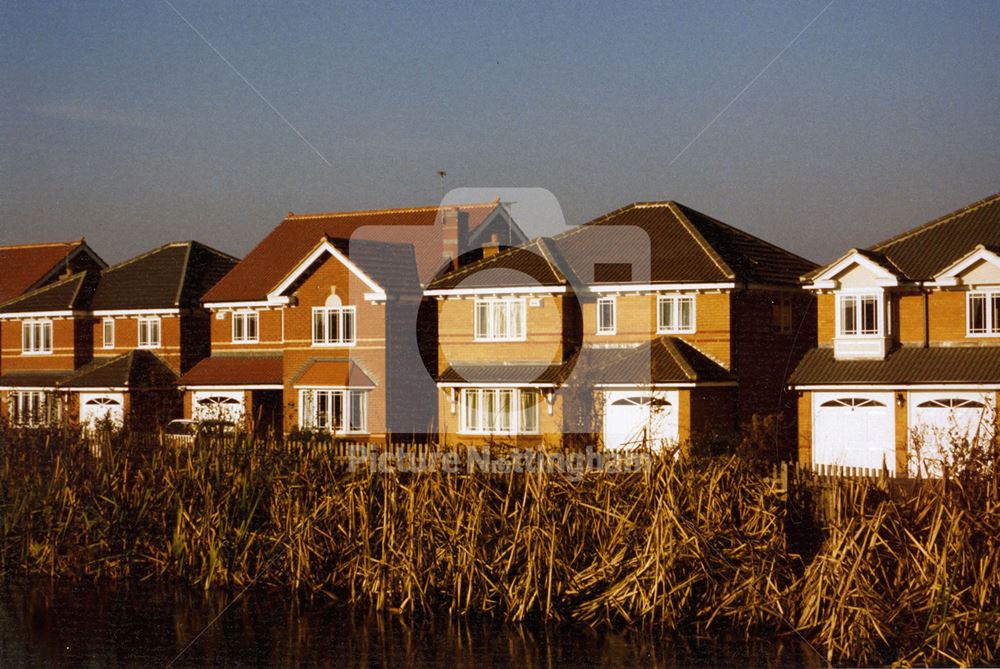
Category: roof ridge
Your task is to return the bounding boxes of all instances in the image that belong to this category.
[173,243,194,307]
[0,271,87,311]
[871,191,1000,252]
[0,240,80,250]
[285,200,501,221]
[550,202,651,242]
[665,202,736,280]
[427,237,560,288]
[100,241,193,274]
[60,350,133,386]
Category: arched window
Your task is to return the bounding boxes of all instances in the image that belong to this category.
[612,396,672,407]
[85,397,121,407]
[917,398,985,409]
[197,396,242,407]
[820,398,886,408]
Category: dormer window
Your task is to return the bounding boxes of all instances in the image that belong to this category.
[838,292,881,336]
[967,289,1000,336]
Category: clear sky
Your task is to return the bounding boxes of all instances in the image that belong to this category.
[2,1,998,265]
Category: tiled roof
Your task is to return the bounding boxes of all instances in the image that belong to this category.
[90,241,238,311]
[204,203,507,302]
[61,351,178,389]
[0,240,104,303]
[322,237,420,296]
[426,238,570,290]
[0,370,75,388]
[555,202,817,286]
[289,359,376,388]
[867,192,1000,280]
[578,337,733,385]
[789,346,1000,386]
[180,356,283,386]
[0,272,98,314]
[438,362,570,385]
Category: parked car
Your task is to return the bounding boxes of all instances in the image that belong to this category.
[161,419,236,446]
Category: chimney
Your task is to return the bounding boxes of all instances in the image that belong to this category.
[441,208,470,267]
[483,233,500,259]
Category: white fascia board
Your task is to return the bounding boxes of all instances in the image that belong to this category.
[811,251,900,285]
[0,310,78,320]
[204,300,282,310]
[793,383,1000,391]
[805,280,836,291]
[182,384,283,391]
[91,308,181,316]
[363,291,388,302]
[593,381,738,388]
[930,246,1000,285]
[293,384,377,390]
[435,382,558,388]
[267,240,384,302]
[68,386,129,393]
[423,286,567,297]
[588,282,736,294]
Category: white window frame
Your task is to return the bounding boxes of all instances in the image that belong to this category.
[967,289,1000,337]
[7,391,57,427]
[21,319,53,355]
[137,316,162,349]
[656,295,696,334]
[231,310,260,344]
[311,306,356,346]
[835,290,884,338]
[298,388,367,433]
[458,388,541,435]
[102,318,115,349]
[474,297,527,342]
[596,296,616,335]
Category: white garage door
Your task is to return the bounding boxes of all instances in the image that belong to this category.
[604,390,679,451]
[192,391,245,423]
[813,392,894,470]
[79,392,125,431]
[908,391,995,476]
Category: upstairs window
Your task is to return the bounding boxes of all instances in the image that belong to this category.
[596,297,616,335]
[21,319,53,354]
[967,290,1000,336]
[138,316,161,349]
[102,318,115,349]
[474,298,525,341]
[772,296,794,334]
[312,306,356,345]
[838,292,881,337]
[232,310,259,343]
[657,295,695,334]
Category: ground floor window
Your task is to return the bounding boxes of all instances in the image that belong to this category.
[299,389,367,433]
[459,388,540,435]
[7,391,58,427]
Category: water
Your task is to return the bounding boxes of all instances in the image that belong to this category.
[0,576,821,668]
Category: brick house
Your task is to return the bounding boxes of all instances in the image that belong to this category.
[184,202,524,439]
[0,240,106,377]
[0,241,237,429]
[790,191,1000,475]
[426,201,818,450]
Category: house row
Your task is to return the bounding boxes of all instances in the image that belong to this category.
[1,192,998,476]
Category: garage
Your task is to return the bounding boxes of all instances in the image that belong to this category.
[908,391,995,476]
[192,390,246,423]
[813,392,895,470]
[79,392,125,431]
[603,390,679,451]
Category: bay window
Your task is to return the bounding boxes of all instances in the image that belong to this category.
[299,389,367,433]
[138,316,161,348]
[474,298,525,341]
[460,388,541,435]
[8,391,57,427]
[312,306,356,345]
[21,319,53,354]
[967,290,1000,336]
[657,295,695,334]
[232,310,259,343]
[837,292,881,336]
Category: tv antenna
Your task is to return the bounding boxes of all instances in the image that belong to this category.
[437,170,447,201]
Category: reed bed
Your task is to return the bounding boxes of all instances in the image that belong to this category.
[0,427,997,666]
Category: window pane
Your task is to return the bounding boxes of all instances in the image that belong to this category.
[350,391,365,431]
[248,313,258,340]
[968,294,986,332]
[484,390,497,431]
[494,302,506,339]
[332,391,344,431]
[497,389,513,432]
[841,296,857,335]
[659,298,673,331]
[520,390,539,433]
[508,301,523,339]
[678,298,693,330]
[463,389,479,432]
[301,391,315,428]
[342,309,355,343]
[316,391,329,429]
[475,303,489,339]
[328,310,341,344]
[234,314,244,340]
[313,310,324,342]
[992,294,1000,334]
[861,296,878,335]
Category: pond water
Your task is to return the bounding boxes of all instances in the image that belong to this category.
[0,576,823,668]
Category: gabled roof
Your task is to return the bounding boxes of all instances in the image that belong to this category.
[554,202,817,287]
[426,238,570,291]
[789,346,1000,386]
[803,247,905,285]
[180,355,283,387]
[0,271,98,315]
[90,241,238,311]
[61,350,178,389]
[0,240,106,303]
[204,202,513,302]
[579,337,733,385]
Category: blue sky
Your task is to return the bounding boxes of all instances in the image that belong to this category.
[2,1,999,264]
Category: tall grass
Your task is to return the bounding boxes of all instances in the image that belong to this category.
[0,426,997,665]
